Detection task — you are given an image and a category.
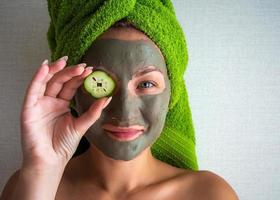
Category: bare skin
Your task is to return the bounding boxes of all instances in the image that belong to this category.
[54,29,239,200]
[54,146,238,200]
[0,28,239,200]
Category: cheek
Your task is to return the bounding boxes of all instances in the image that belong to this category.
[141,92,170,125]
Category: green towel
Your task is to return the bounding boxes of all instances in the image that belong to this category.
[46,0,199,170]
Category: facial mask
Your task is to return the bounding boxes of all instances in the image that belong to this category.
[74,38,171,160]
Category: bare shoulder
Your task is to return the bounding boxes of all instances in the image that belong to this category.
[181,170,239,200]
[0,169,21,200]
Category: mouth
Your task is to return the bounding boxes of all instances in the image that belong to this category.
[102,124,145,141]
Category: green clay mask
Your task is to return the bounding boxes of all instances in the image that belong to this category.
[74,38,171,160]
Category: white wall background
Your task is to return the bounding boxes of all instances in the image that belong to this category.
[0,0,279,199]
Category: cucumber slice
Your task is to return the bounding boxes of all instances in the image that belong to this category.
[83,70,116,98]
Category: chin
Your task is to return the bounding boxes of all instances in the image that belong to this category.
[85,126,159,161]
[88,137,149,161]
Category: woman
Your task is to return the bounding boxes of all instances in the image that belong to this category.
[1,1,239,199]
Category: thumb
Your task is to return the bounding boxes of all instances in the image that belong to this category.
[73,96,112,135]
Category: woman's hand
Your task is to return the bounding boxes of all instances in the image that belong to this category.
[20,56,111,169]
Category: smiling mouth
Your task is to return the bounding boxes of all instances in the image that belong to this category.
[104,130,144,141]
[102,124,145,141]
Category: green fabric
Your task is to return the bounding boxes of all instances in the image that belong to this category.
[46,0,199,170]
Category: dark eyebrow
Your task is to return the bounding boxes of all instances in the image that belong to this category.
[134,67,163,78]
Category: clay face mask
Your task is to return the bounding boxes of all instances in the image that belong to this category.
[74,38,171,160]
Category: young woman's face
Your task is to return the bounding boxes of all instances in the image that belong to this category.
[74,28,171,160]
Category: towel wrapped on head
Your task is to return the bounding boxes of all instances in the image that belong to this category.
[47,0,199,170]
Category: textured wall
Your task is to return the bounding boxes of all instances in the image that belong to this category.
[0,1,279,199]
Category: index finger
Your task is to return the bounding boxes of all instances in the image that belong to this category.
[22,60,50,109]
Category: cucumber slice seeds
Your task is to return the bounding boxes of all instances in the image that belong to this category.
[83,70,116,98]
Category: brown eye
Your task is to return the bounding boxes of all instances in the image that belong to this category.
[137,81,156,89]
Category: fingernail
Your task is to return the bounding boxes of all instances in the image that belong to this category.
[42,59,49,65]
[78,63,87,68]
[58,56,68,62]
[85,66,94,71]
[102,96,112,109]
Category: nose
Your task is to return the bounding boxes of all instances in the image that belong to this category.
[108,80,143,127]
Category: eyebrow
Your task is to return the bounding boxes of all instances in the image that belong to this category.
[134,67,163,78]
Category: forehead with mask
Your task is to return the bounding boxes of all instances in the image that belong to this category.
[73,20,171,160]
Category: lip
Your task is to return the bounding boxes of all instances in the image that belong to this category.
[102,124,145,141]
[104,130,143,141]
[102,124,145,132]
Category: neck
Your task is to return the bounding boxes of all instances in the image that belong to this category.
[80,144,160,195]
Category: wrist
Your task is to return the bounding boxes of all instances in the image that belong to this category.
[20,163,65,177]
[21,157,67,173]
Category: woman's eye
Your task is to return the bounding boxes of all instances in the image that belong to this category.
[137,81,156,89]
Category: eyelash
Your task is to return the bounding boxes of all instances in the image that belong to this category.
[137,81,157,89]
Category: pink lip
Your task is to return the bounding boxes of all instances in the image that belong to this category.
[104,130,143,141]
[102,124,145,132]
[102,124,145,141]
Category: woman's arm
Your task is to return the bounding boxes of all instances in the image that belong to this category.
[196,170,239,200]
[12,165,65,200]
[1,57,111,200]
[1,165,65,200]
